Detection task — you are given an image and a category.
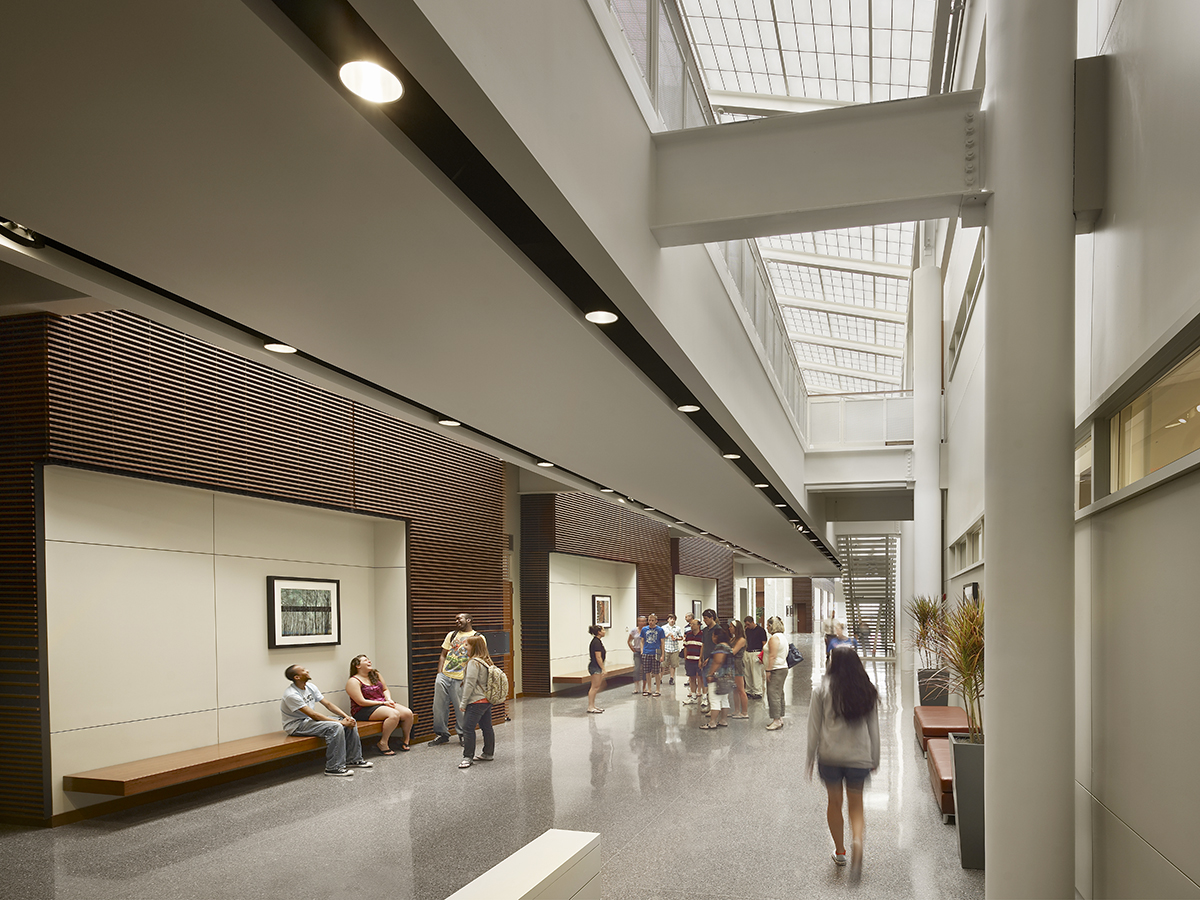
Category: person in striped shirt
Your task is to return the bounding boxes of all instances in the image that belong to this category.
[681,617,704,703]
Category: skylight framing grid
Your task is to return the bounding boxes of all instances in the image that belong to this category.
[680,0,936,107]
[780,305,906,348]
[766,260,908,314]
[761,223,915,267]
[801,368,895,393]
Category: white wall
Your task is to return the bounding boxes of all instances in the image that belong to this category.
[1071,3,1200,896]
[672,574,715,622]
[44,466,406,816]
[548,553,635,685]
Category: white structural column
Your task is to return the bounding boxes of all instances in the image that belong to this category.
[983,2,1076,897]
[912,244,943,603]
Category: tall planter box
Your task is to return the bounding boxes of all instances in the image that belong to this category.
[918,668,948,706]
[949,733,984,869]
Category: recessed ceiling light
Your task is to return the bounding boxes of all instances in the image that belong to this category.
[1179,418,1188,424]
[585,310,619,325]
[643,507,655,512]
[722,453,741,460]
[674,520,685,525]
[699,531,708,535]
[754,483,769,488]
[0,218,42,248]
[677,404,701,413]
[599,487,614,493]
[339,61,403,102]
[536,461,555,468]
[775,503,787,508]
[617,498,626,503]
[264,342,297,354]
[437,418,461,427]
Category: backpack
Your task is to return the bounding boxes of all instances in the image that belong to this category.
[484,663,509,705]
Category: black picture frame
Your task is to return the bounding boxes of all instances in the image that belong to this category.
[592,594,612,628]
[267,577,341,649]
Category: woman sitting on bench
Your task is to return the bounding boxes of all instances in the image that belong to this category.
[347,655,414,755]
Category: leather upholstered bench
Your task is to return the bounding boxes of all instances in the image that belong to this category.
[913,705,969,753]
[926,737,955,823]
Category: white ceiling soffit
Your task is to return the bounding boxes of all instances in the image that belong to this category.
[0,0,835,574]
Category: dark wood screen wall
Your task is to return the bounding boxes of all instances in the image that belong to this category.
[0,311,505,822]
[792,577,814,632]
[521,493,737,694]
[672,535,735,620]
[0,316,51,824]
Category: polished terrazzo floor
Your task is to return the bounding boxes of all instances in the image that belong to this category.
[0,635,985,899]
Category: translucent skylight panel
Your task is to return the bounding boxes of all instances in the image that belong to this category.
[794,341,839,365]
[760,224,915,267]
[801,369,893,394]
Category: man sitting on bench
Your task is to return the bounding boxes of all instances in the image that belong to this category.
[282,665,374,777]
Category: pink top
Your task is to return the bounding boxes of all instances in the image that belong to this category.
[351,676,387,715]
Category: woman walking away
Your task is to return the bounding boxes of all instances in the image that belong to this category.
[727,619,750,719]
[587,625,607,713]
[457,635,496,768]
[346,655,414,754]
[763,616,789,731]
[806,645,880,882]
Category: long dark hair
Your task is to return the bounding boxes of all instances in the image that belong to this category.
[828,645,877,721]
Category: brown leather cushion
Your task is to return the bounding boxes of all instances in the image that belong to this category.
[926,738,955,815]
[913,705,970,749]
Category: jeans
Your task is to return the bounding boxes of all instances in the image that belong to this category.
[290,719,364,772]
[433,672,464,737]
[765,666,788,719]
[745,652,765,695]
[460,700,494,759]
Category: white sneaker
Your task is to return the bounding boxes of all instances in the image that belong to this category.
[325,768,354,776]
[347,759,373,769]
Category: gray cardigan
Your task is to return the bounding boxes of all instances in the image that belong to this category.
[460,657,491,706]
[806,677,880,772]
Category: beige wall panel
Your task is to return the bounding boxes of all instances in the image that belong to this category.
[213,492,374,567]
[1076,782,1094,900]
[373,519,407,568]
[549,554,635,683]
[1090,468,1200,887]
[213,555,373,710]
[1090,792,1200,900]
[372,563,410,700]
[46,541,217,732]
[53,710,218,816]
[43,465,214,554]
[217,699,289,742]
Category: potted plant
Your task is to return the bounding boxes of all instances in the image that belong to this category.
[904,594,947,705]
[931,593,985,870]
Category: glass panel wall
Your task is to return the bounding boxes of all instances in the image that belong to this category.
[1112,344,1200,490]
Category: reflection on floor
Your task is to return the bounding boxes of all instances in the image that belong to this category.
[1,636,985,900]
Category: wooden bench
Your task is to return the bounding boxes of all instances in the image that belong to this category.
[913,705,969,753]
[551,664,635,685]
[64,720,388,797]
[926,737,955,823]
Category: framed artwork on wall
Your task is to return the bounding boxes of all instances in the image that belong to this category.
[268,577,341,649]
[592,594,612,629]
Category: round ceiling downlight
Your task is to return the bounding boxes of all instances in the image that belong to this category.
[677,404,701,413]
[339,61,404,102]
[585,310,619,325]
[536,460,555,468]
[264,342,297,354]
[437,418,462,427]
[722,453,741,460]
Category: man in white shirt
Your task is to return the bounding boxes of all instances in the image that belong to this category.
[661,614,684,686]
[281,665,373,776]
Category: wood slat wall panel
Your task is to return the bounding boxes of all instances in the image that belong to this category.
[2,311,504,820]
[519,495,555,696]
[672,536,735,620]
[0,314,51,822]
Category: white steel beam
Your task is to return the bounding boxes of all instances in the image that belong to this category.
[708,89,853,117]
[760,246,912,278]
[652,90,982,246]
[775,294,907,324]
[791,334,904,357]
[799,361,902,385]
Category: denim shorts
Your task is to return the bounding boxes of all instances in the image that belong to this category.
[818,763,870,790]
[588,662,603,675]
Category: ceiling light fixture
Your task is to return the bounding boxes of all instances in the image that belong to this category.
[722,453,741,460]
[674,520,685,525]
[599,487,614,493]
[775,503,787,508]
[585,310,619,325]
[754,483,769,488]
[617,498,626,503]
[0,218,43,248]
[437,418,461,427]
[677,404,701,413]
[643,507,655,512]
[1179,418,1188,424]
[339,61,404,102]
[264,341,297,354]
[536,460,555,468]
[699,531,708,535]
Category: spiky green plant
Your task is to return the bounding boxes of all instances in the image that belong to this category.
[904,594,944,670]
[931,595,985,743]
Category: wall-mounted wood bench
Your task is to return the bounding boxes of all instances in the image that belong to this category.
[551,664,635,686]
[64,720,387,797]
